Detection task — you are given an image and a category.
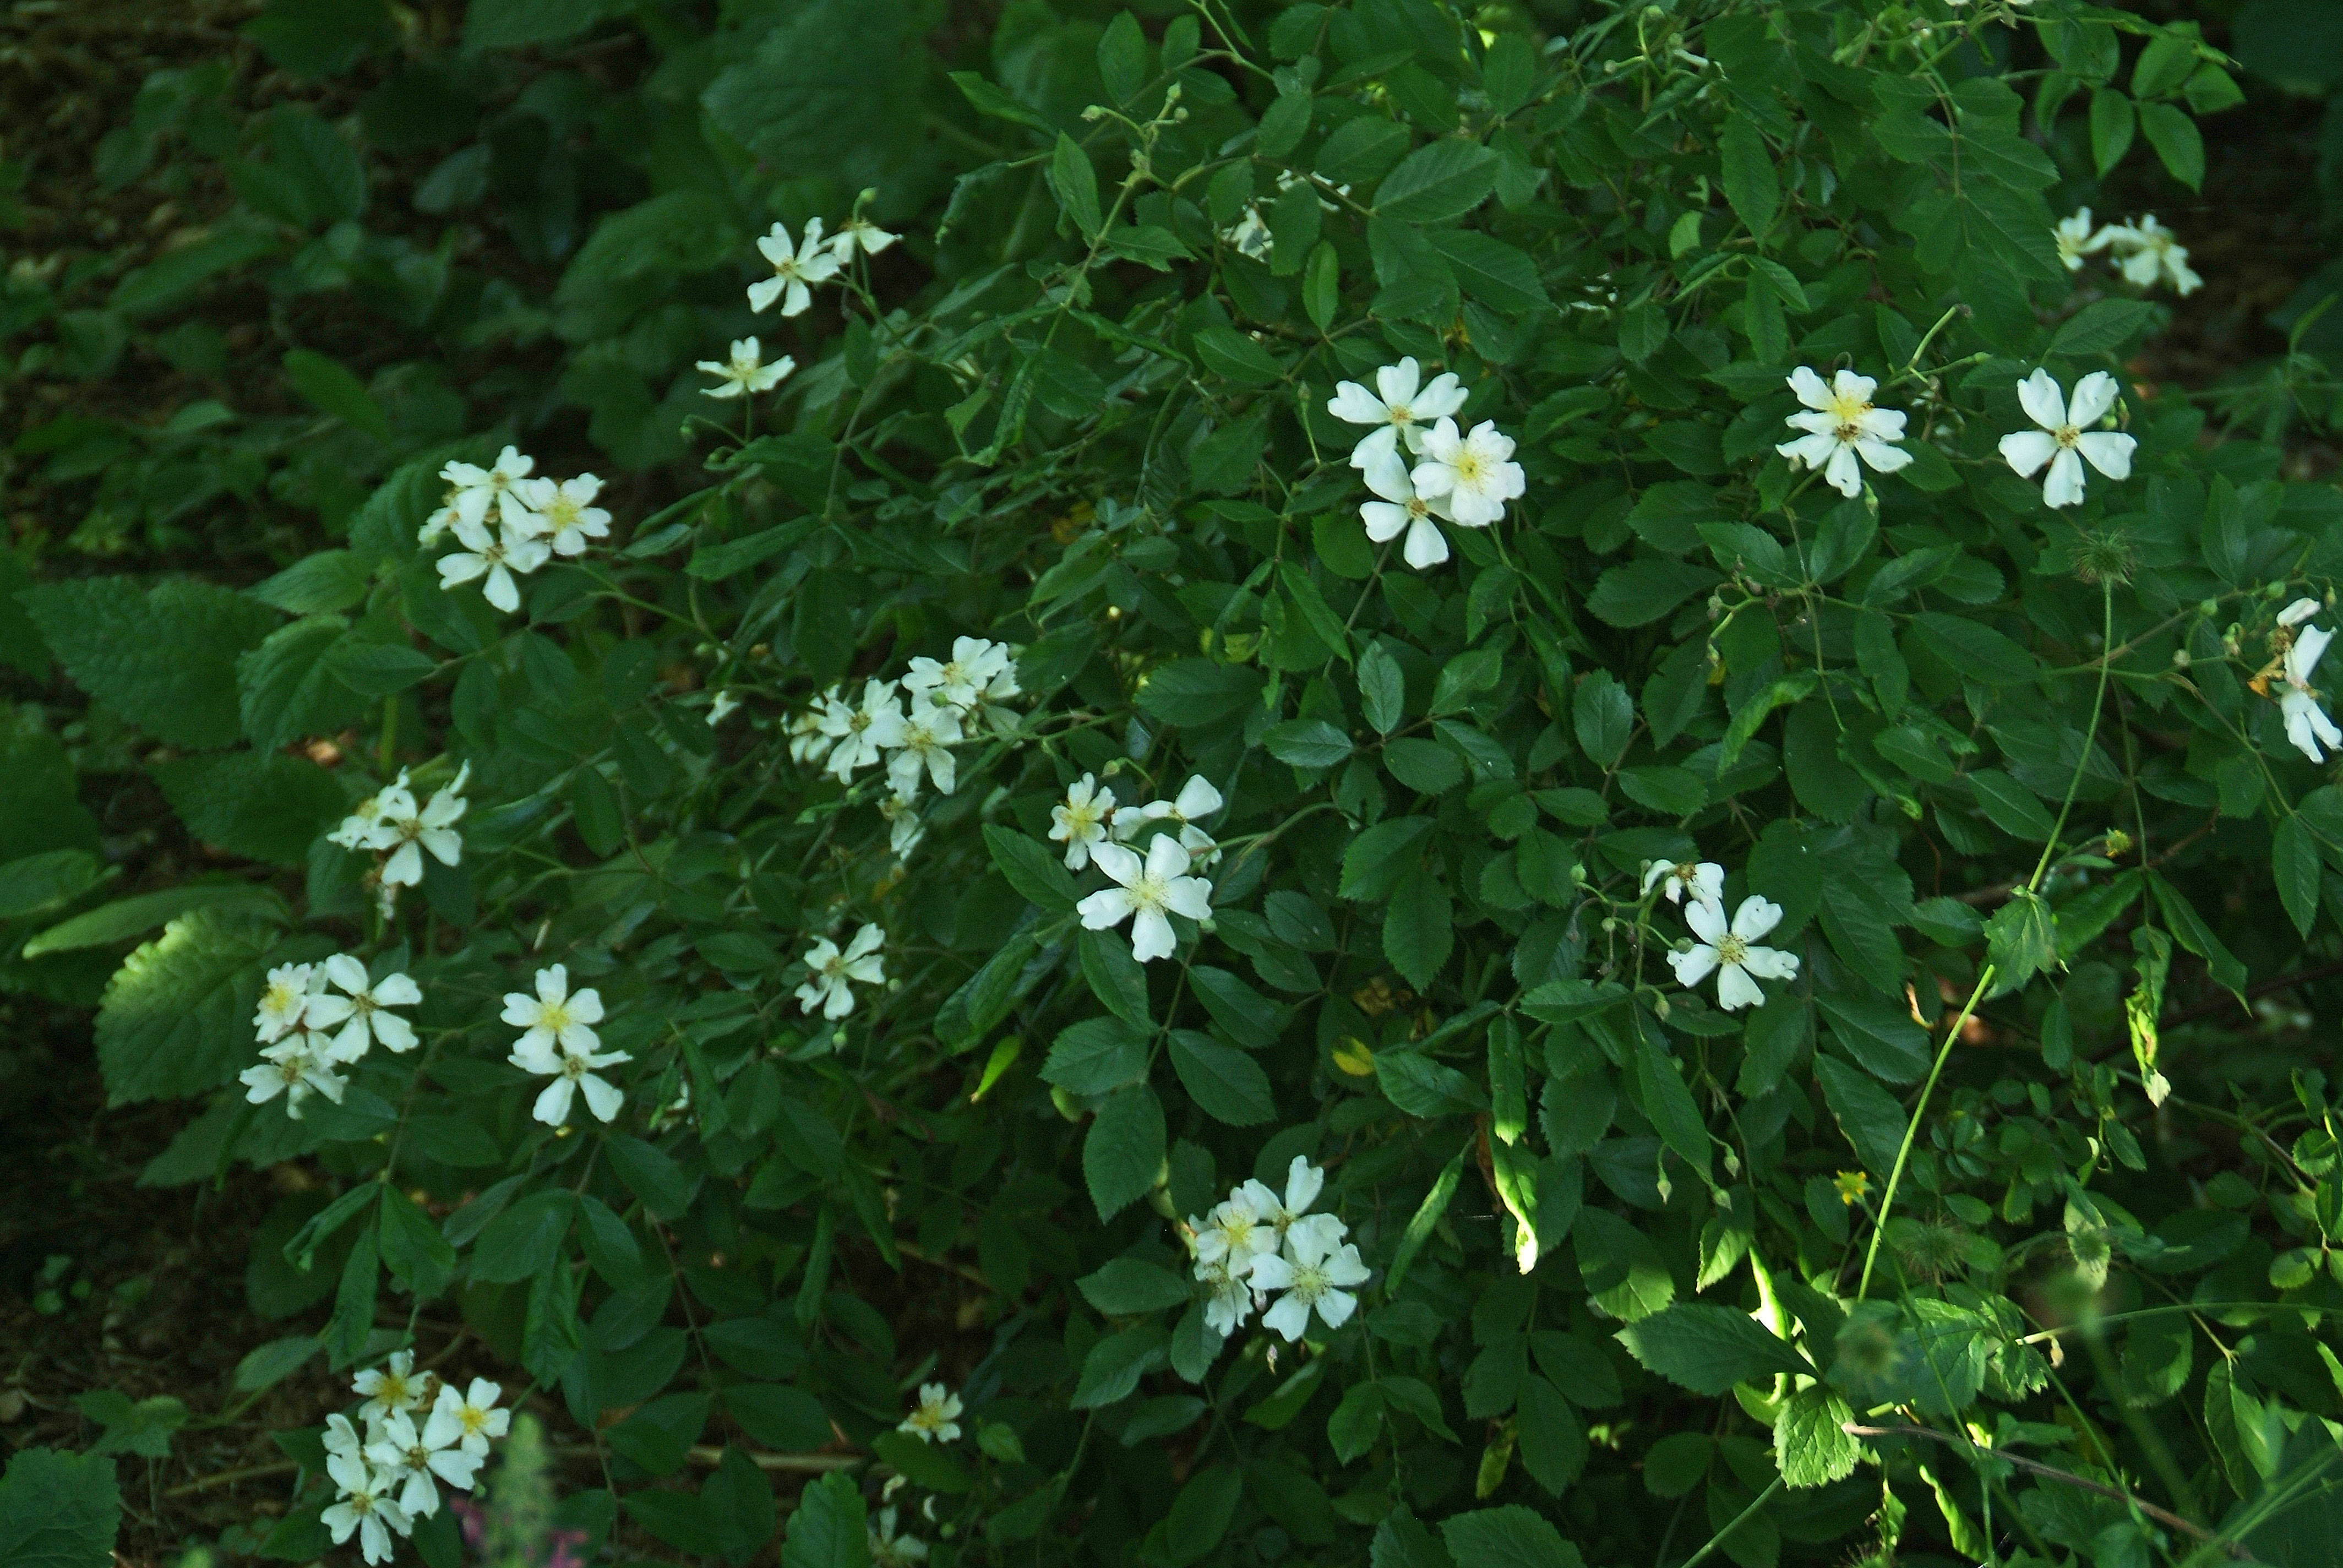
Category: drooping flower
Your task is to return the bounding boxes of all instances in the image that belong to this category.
[1358,447,1452,570]
[1998,368,2137,509]
[1199,1261,1254,1337]
[748,218,841,317]
[353,1351,428,1424]
[1111,774,1224,866]
[502,964,606,1057]
[438,447,535,531]
[1050,774,1117,870]
[1409,416,1525,529]
[1250,1216,1371,1341]
[902,637,1010,712]
[1669,895,1801,1011]
[796,925,886,1019]
[830,213,901,263]
[510,474,611,558]
[880,793,924,859]
[707,690,741,727]
[1077,837,1213,963]
[1222,204,1273,261]
[370,765,468,889]
[509,1031,633,1126]
[887,701,963,800]
[2055,207,2114,272]
[788,695,838,765]
[898,1383,963,1445]
[254,961,317,1043]
[2274,597,2343,764]
[314,954,423,1061]
[364,1407,481,1518]
[2107,215,2202,296]
[328,792,388,851]
[816,679,907,782]
[698,336,795,399]
[1327,357,1468,469]
[238,1037,346,1119]
[422,1378,510,1459]
[322,1452,412,1566]
[1238,1157,1327,1243]
[1775,366,1913,499]
[1191,1188,1278,1280]
[437,513,551,613]
[1642,859,1724,910]
[868,1507,929,1567]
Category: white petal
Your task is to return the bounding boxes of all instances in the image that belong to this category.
[2016,368,2067,431]
[1374,357,1421,407]
[1737,943,1800,981]
[1822,443,1863,498]
[1129,907,1177,962]
[1077,888,1136,930]
[1685,899,1728,944]
[2066,371,2119,427]
[1360,502,1410,543]
[1731,895,1784,942]
[2295,624,2336,682]
[531,1077,576,1126]
[1785,366,1831,411]
[2074,431,2135,481]
[1997,429,2058,478]
[1327,381,1388,424]
[1669,944,1720,988]
[1403,514,1451,568]
[1715,963,1766,1011]
[1261,1293,1312,1342]
[2042,447,2087,509]
[1855,440,1912,475]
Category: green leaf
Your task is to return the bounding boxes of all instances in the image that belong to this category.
[1078,1257,1192,1316]
[1375,1046,1486,1119]
[1424,229,1547,313]
[2137,100,2204,190]
[1514,1376,1588,1495]
[1816,993,1932,1084]
[701,0,923,196]
[781,1471,870,1568]
[1169,1031,1277,1125]
[1083,1085,1165,1219]
[325,640,439,698]
[1775,1384,1860,1486]
[1386,1141,1468,1298]
[1634,1028,1713,1182]
[1072,1324,1170,1408]
[466,0,625,49]
[24,883,285,958]
[1440,1505,1585,1568]
[725,1385,832,1452]
[871,1431,974,1495]
[1572,672,1633,766]
[1341,815,1435,901]
[282,350,391,442]
[1191,328,1285,386]
[1080,929,1152,1028]
[983,824,1079,912]
[604,1136,694,1221]
[2275,815,2320,937]
[19,579,279,749]
[0,1446,119,1568]
[2051,298,2158,357]
[1137,659,1265,727]
[1588,558,1722,628]
[2089,88,2136,175]
[1376,140,1498,222]
[1718,118,1780,242]
[1965,769,2058,843]
[1043,1017,1149,1097]
[1815,1055,1909,1175]
[96,913,296,1105]
[1316,116,1411,186]
[1909,613,2034,685]
[230,1335,320,1396]
[1359,641,1407,734]
[1984,889,2060,992]
[152,752,346,867]
[378,1185,456,1300]
[947,70,1052,132]
[470,1191,574,1284]
[0,851,102,922]
[1383,866,1453,989]
[1052,133,1103,239]
[252,552,372,616]
[1265,720,1353,770]
[1096,9,1148,104]
[1615,1304,1808,1395]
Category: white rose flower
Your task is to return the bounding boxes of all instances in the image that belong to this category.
[510,473,611,557]
[1111,774,1224,866]
[253,961,317,1043]
[352,1350,428,1423]
[1641,859,1724,909]
[1409,416,1525,529]
[817,679,907,781]
[314,953,423,1061]
[437,512,551,613]
[796,924,886,1019]
[1190,1188,1277,1280]
[321,1452,412,1566]
[1249,1216,1371,1341]
[903,636,1010,711]
[2274,598,2343,763]
[438,445,533,530]
[1775,366,1913,499]
[1669,895,1801,1011]
[830,213,901,262]
[422,1378,510,1458]
[1998,368,2137,509]
[748,218,841,317]
[369,765,468,888]
[238,1037,346,1119]
[1077,837,1213,963]
[363,1407,480,1518]
[886,701,964,801]
[1357,447,1452,570]
[2107,214,2202,296]
[1326,357,1467,469]
[1050,774,1116,870]
[2055,206,2115,271]
[898,1383,963,1444]
[698,336,795,399]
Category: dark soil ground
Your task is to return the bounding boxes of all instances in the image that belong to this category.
[1,3,2336,1564]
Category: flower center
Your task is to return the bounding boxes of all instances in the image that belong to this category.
[378,1374,409,1405]
[460,1406,488,1434]
[560,1054,590,1081]
[276,1057,307,1086]
[2053,423,2080,449]
[1834,420,1863,443]
[538,1001,573,1033]
[1128,873,1170,914]
[264,981,299,1013]
[1823,391,1871,424]
[545,497,579,529]
[1406,497,1432,519]
[1451,451,1485,485]
[1715,934,1750,966]
[1290,1261,1329,1300]
[1385,402,1413,427]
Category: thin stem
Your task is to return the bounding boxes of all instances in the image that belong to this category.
[1676,1477,1784,1568]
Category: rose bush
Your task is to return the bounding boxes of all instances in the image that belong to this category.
[6,1,2343,1566]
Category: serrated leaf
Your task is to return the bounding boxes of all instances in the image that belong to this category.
[20,579,279,749]
[96,912,308,1106]
[983,824,1078,911]
[1615,1304,1808,1394]
[1083,1085,1165,1219]
[1375,140,1497,223]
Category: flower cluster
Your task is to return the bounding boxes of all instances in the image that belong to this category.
[503,965,628,1126]
[1327,357,1524,570]
[748,198,900,318]
[329,765,470,915]
[324,1353,509,1565]
[1062,774,1224,963]
[422,448,613,614]
[238,955,422,1119]
[1774,366,1912,498]
[2269,597,2341,764]
[1646,859,1801,1011]
[1998,368,2137,509]
[797,923,886,1019]
[2056,207,2202,296]
[1186,1158,1369,1341]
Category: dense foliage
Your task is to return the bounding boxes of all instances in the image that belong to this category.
[7,1,2343,1566]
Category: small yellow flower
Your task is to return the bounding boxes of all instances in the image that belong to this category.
[1833,1170,1871,1207]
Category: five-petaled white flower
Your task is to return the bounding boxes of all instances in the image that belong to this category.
[816,679,907,782]
[1113,774,1224,867]
[749,218,841,317]
[502,964,606,1057]
[254,961,317,1043]
[1998,368,2136,509]
[1669,895,1800,1011]
[1775,366,1912,499]
[887,702,963,800]
[1238,1157,1327,1244]
[1410,416,1525,529]
[698,336,795,399]
[2108,215,2202,296]
[438,513,550,613]
[509,1032,632,1126]
[1250,1215,1371,1341]
[511,473,611,558]
[423,1378,510,1459]
[314,954,423,1060]
[1191,1188,1279,1280]
[1327,357,1468,469]
[2055,207,2113,272]
[353,1350,428,1423]
[322,1451,412,1566]
[1642,859,1724,910]
[364,1407,480,1518]
[903,637,1010,712]
[438,446,535,531]
[1078,837,1214,963]
[830,214,901,262]
[898,1383,963,1444]
[796,924,886,1019]
[370,765,469,888]
[239,1037,346,1119]
[1050,774,1117,870]
[2274,597,2342,764]
[1358,448,1453,570]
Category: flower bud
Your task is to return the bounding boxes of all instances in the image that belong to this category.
[2171,647,2191,669]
